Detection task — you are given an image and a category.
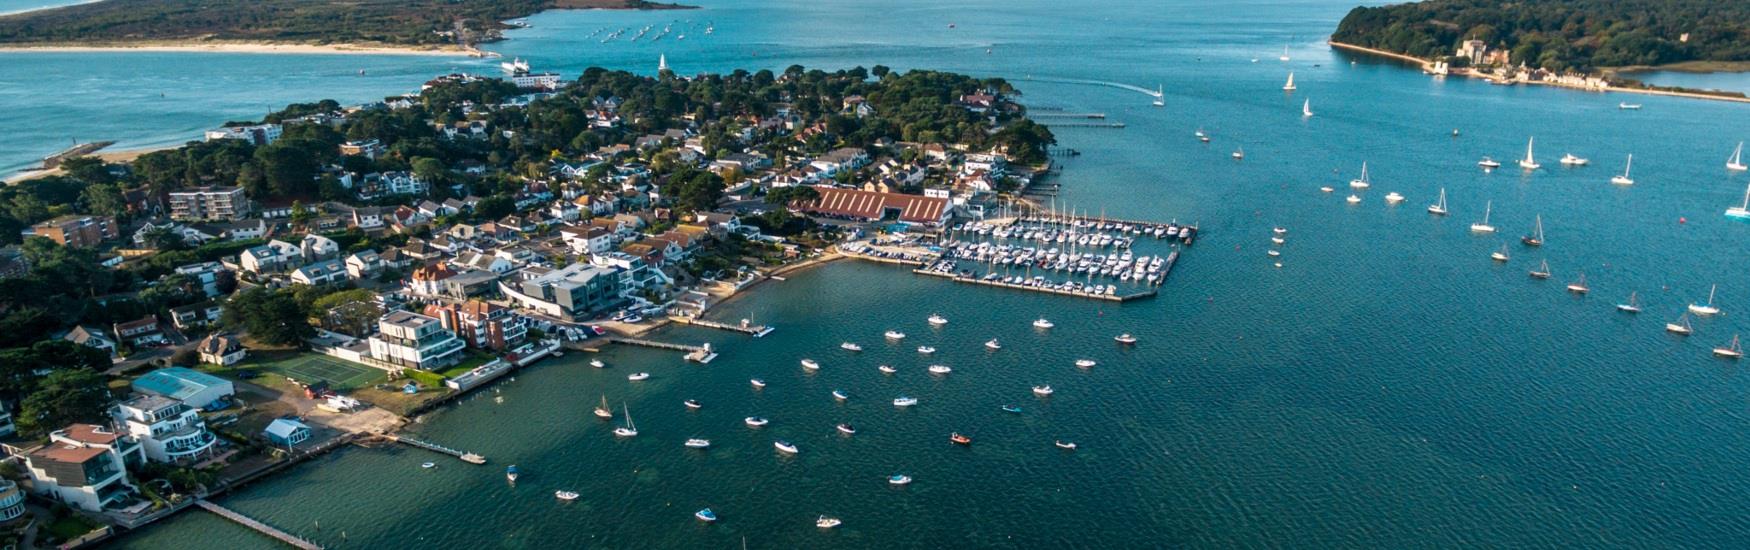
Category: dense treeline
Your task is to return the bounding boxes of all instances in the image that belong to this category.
[0,0,691,46]
[1332,0,1750,71]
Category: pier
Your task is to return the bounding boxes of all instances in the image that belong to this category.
[606,337,719,363]
[194,500,322,550]
[670,316,775,337]
[912,268,1156,302]
[380,434,487,464]
[1030,112,1106,119]
[1045,122,1126,128]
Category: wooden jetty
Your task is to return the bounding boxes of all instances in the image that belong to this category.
[607,337,718,363]
[1045,122,1126,128]
[670,316,774,337]
[194,500,323,550]
[380,434,486,464]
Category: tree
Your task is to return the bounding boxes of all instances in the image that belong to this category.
[290,201,314,227]
[310,289,383,337]
[764,185,819,206]
[222,287,312,346]
[78,182,127,219]
[18,368,110,436]
[141,225,187,251]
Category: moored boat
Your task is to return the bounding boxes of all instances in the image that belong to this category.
[1075,359,1097,368]
[832,389,849,400]
[817,516,843,529]
[878,364,897,374]
[884,330,906,340]
[1428,188,1448,215]
[950,432,972,445]
[801,359,821,370]
[1002,404,1022,414]
[927,365,952,375]
[1616,292,1641,313]
[774,440,799,454]
[590,359,606,368]
[1032,384,1054,396]
[889,474,913,485]
[745,416,769,427]
[928,314,948,326]
[506,465,520,483]
[627,372,650,381]
[685,438,711,448]
[1115,333,1137,344]
[1055,440,1078,450]
[556,490,580,501]
[917,346,936,354]
[839,342,862,352]
[1714,335,1743,359]
[986,339,1002,350]
[695,508,717,522]
[837,423,857,435]
[1470,201,1496,233]
[1032,317,1055,329]
[613,404,638,437]
[1667,312,1694,335]
[1529,259,1551,279]
[1689,284,1721,316]
[750,378,767,388]
[684,399,702,410]
[893,396,918,407]
[594,395,613,419]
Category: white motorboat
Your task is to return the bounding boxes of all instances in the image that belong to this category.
[1320,186,1334,193]
[1611,154,1635,185]
[1074,359,1097,368]
[750,378,766,388]
[745,416,769,427]
[878,364,897,374]
[590,359,606,368]
[1232,147,1245,160]
[1055,440,1078,450]
[627,372,650,381]
[817,516,843,529]
[1688,284,1721,316]
[928,364,952,375]
[889,474,913,485]
[884,330,906,340]
[1273,227,1288,235]
[1032,317,1055,329]
[774,440,799,454]
[832,389,849,400]
[840,342,862,352]
[985,339,1002,350]
[928,313,948,326]
[801,358,821,370]
[836,423,856,435]
[556,490,580,501]
[1384,192,1404,204]
[1032,385,1054,396]
[893,396,918,407]
[1478,157,1501,169]
[1560,153,1588,166]
[917,345,936,354]
[1114,333,1137,344]
[685,438,711,448]
[1346,194,1361,204]
[684,399,702,410]
[1619,102,1641,110]
[1470,200,1496,233]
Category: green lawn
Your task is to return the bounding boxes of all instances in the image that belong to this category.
[44,515,98,541]
[435,351,496,379]
[234,353,385,391]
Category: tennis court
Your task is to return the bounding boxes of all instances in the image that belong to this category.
[255,354,383,391]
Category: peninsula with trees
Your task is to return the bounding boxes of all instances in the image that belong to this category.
[1330,0,1750,101]
[0,0,694,52]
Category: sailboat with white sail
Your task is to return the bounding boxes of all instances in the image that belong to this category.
[1729,142,1747,171]
[1279,45,1290,61]
[1350,162,1371,189]
[1611,154,1635,185]
[1302,99,1313,117]
[1727,183,1750,220]
[1470,200,1495,233]
[1152,85,1164,107]
[1427,188,1447,215]
[1517,137,1541,170]
[1283,72,1296,91]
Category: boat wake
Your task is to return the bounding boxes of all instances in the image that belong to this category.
[1017,76,1164,99]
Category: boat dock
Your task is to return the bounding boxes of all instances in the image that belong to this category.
[912,268,1156,302]
[670,316,774,337]
[606,337,719,363]
[380,434,487,464]
[194,500,322,550]
[1030,112,1106,119]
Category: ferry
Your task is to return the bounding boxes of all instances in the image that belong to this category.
[556,490,580,501]
[1115,333,1137,344]
[928,313,948,326]
[1033,317,1055,329]
[750,378,767,389]
[774,440,799,454]
[627,372,650,381]
[950,432,972,445]
[745,416,770,427]
[884,330,906,340]
[1716,335,1744,359]
[840,342,863,352]
[817,516,843,529]
[928,364,952,375]
[879,364,898,374]
[801,359,821,370]
[889,474,913,485]
[917,346,936,354]
[685,438,711,449]
[837,423,857,435]
[1002,404,1023,414]
[1033,385,1055,396]
[506,465,520,483]
[695,508,717,522]
[893,396,918,407]
[684,399,702,410]
[1055,440,1078,450]
[832,389,850,401]
[1075,359,1097,368]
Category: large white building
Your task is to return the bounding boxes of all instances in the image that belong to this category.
[23,424,143,512]
[112,395,219,463]
[204,123,282,146]
[368,311,466,371]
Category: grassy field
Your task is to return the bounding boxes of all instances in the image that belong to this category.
[239,353,384,392]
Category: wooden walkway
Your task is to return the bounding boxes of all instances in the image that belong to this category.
[380,434,486,464]
[607,337,706,352]
[670,316,774,337]
[195,500,322,550]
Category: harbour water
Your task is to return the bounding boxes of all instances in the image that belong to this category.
[17,0,1749,546]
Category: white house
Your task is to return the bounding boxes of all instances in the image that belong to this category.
[111,395,219,463]
[240,240,301,273]
[263,418,312,447]
[368,311,466,371]
[290,259,348,286]
[194,334,248,367]
[345,250,384,279]
[23,424,142,512]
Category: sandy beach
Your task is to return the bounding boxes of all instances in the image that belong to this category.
[4,144,175,183]
[1329,40,1750,105]
[0,41,473,56]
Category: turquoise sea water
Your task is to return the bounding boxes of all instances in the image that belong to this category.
[21,0,1750,547]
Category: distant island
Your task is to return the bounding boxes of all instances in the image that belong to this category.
[0,0,695,52]
[1330,0,1750,101]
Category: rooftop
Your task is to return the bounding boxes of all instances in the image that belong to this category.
[133,366,231,401]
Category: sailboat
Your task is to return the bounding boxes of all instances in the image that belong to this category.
[1521,214,1544,247]
[1427,188,1448,215]
[1490,244,1509,262]
[1152,85,1164,107]
[1283,72,1296,91]
[1616,291,1641,313]
[1611,154,1635,185]
[1302,99,1313,117]
[1666,312,1694,335]
[594,395,613,419]
[1714,334,1744,359]
[1688,284,1721,316]
[1350,162,1371,189]
[1726,182,1750,220]
[1279,45,1290,61]
[613,404,638,437]
[1528,259,1551,279]
[1470,200,1496,233]
[1566,272,1589,294]
[1729,142,1747,171]
[1232,147,1244,160]
[1517,137,1541,170]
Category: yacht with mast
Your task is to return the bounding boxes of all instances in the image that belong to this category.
[1350,162,1371,189]
[1688,284,1721,316]
[1283,72,1296,91]
[594,395,613,419]
[1616,292,1641,313]
[1490,244,1509,262]
[1611,154,1635,185]
[1714,335,1743,359]
[1302,99,1313,117]
[1152,85,1165,107]
[1518,137,1541,170]
[1726,183,1750,220]
[1529,259,1551,279]
[1521,214,1544,247]
[1427,188,1448,215]
[1729,142,1747,171]
[613,404,638,437]
[1566,272,1589,294]
[1470,201,1496,233]
[1279,45,1290,61]
[1666,312,1694,335]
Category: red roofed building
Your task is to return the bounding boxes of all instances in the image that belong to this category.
[425,300,527,351]
[795,186,951,226]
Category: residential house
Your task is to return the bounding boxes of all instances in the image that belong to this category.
[425,300,528,351]
[23,215,117,248]
[195,333,247,367]
[300,234,341,262]
[500,262,626,320]
[63,326,116,357]
[111,395,219,463]
[204,123,281,145]
[350,206,386,231]
[356,171,429,200]
[23,424,142,511]
[174,262,231,298]
[367,311,466,371]
[345,250,384,279]
[263,418,312,447]
[167,301,223,331]
[112,316,165,347]
[239,240,302,273]
[451,251,514,275]
[290,259,347,286]
[339,139,385,159]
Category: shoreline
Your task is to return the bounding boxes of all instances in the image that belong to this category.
[0,41,474,56]
[1328,40,1750,105]
[5,144,176,183]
